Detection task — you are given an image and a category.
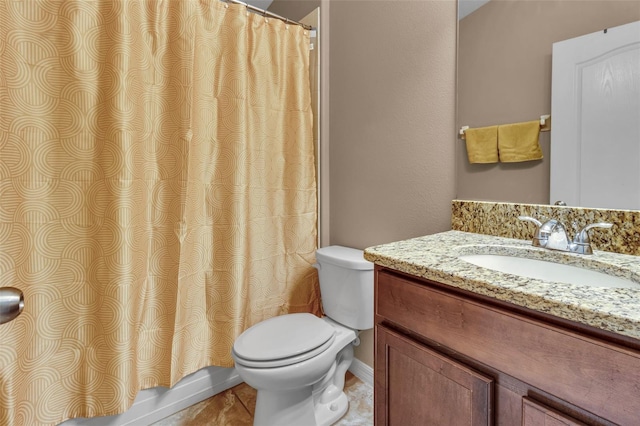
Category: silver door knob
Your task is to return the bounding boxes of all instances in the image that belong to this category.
[0,287,24,325]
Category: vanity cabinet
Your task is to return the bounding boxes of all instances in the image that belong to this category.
[374,267,640,426]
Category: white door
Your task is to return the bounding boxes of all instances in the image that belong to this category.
[550,21,640,209]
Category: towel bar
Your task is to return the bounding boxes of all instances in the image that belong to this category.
[459,115,551,140]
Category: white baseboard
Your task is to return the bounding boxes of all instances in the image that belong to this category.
[348,357,373,387]
[61,367,242,426]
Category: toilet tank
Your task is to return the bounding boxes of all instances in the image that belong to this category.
[314,246,374,330]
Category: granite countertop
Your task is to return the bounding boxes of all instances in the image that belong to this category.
[364,230,640,340]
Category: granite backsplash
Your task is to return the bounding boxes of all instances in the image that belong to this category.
[452,200,640,256]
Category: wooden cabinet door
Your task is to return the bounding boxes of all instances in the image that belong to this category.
[375,325,493,426]
[522,398,588,426]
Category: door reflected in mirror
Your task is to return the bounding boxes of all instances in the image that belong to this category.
[550,21,640,210]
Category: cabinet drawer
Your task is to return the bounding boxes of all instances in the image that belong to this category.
[375,269,640,425]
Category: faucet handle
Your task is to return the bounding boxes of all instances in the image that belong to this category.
[573,222,613,254]
[574,222,613,244]
[518,216,542,227]
[518,216,546,247]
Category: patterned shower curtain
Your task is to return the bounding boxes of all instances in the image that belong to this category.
[0,1,321,424]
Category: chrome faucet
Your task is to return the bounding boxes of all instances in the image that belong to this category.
[518,216,612,255]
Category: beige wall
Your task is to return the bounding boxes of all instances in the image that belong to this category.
[457,0,640,204]
[270,0,458,368]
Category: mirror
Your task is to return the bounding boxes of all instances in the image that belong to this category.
[456,0,640,207]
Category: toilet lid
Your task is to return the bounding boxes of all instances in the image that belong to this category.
[233,313,335,363]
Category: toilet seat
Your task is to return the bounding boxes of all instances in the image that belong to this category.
[233,313,336,368]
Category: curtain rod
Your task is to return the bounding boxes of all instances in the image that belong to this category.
[224,0,314,31]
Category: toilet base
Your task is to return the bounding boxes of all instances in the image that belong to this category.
[250,344,355,426]
[314,391,348,426]
[254,388,316,426]
[253,387,349,426]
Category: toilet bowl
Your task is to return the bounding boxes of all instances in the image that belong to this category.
[232,246,374,426]
[233,315,357,425]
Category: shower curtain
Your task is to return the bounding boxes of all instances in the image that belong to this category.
[0,1,321,424]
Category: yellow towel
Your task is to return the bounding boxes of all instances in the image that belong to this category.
[465,125,498,164]
[497,120,543,162]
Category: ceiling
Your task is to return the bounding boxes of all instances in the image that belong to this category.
[246,0,273,11]
[458,0,490,19]
[248,0,489,23]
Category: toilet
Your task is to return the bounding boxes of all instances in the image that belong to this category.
[231,245,374,426]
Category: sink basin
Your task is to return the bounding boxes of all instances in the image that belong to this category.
[459,254,638,288]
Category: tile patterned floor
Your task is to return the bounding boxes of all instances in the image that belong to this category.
[152,372,373,426]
